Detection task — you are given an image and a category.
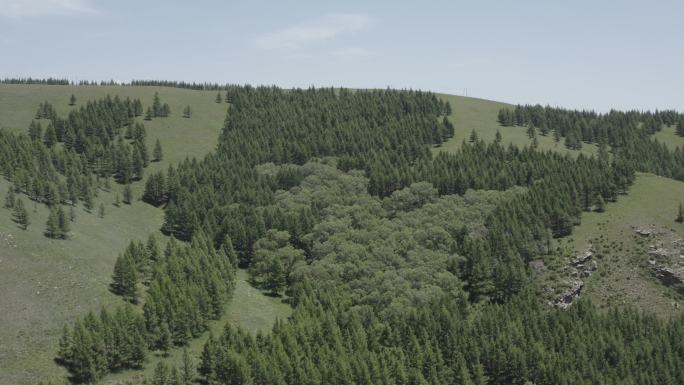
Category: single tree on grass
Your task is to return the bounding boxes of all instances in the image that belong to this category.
[145,107,153,121]
[4,187,15,209]
[98,203,105,218]
[12,199,30,230]
[46,206,69,239]
[123,184,133,204]
[153,139,163,162]
[676,203,684,223]
[69,94,76,106]
[183,105,192,118]
[215,92,222,103]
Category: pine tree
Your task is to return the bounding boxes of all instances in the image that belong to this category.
[215,92,222,103]
[111,254,138,303]
[57,206,70,237]
[181,348,194,385]
[526,124,536,139]
[99,203,105,218]
[115,193,121,207]
[4,187,15,209]
[45,207,61,238]
[183,105,192,118]
[158,323,172,356]
[161,103,171,117]
[28,120,42,141]
[153,139,163,162]
[83,187,94,212]
[12,199,30,230]
[469,129,478,143]
[595,195,606,212]
[43,122,57,147]
[123,184,133,204]
[145,107,153,121]
[676,203,683,223]
[152,92,162,117]
[495,130,502,144]
[69,94,76,106]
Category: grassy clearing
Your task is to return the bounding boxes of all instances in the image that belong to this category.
[434,94,598,157]
[555,173,684,317]
[0,178,163,385]
[103,269,291,385]
[0,85,227,385]
[653,125,684,151]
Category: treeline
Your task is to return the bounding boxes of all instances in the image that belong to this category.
[498,105,684,178]
[1,77,240,91]
[57,232,236,383]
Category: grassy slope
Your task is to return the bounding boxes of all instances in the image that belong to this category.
[103,270,291,385]
[434,93,598,157]
[0,85,680,382]
[0,85,230,385]
[557,173,684,317]
[653,125,684,151]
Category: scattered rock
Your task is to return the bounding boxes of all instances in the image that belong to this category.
[555,280,584,308]
[528,259,546,273]
[654,267,684,287]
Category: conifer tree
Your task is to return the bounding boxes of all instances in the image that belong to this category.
[123,184,133,204]
[4,187,15,209]
[12,199,30,230]
[99,203,105,218]
[181,348,194,385]
[43,122,57,147]
[69,94,76,106]
[153,139,163,162]
[111,254,138,303]
[28,120,42,141]
[152,92,162,117]
[215,92,222,103]
[469,129,478,143]
[183,105,192,118]
[495,129,502,144]
[145,107,153,121]
[45,207,61,238]
[676,203,683,223]
[57,206,69,237]
[69,206,76,222]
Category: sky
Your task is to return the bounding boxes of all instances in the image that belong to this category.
[0,0,682,111]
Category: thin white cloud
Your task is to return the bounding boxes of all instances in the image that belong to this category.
[331,46,374,59]
[0,0,95,18]
[254,13,372,50]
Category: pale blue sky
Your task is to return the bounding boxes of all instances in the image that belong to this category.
[1,0,682,111]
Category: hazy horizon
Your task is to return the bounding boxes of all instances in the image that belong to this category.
[1,0,682,112]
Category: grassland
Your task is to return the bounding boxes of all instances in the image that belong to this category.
[0,84,681,383]
[103,270,291,385]
[653,124,684,151]
[0,84,228,385]
[434,93,599,157]
[554,173,684,317]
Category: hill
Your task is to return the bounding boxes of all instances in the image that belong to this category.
[0,83,682,384]
[0,84,291,385]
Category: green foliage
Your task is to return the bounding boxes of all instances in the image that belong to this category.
[11,198,30,230]
[677,202,683,223]
[153,139,163,162]
[45,206,69,239]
